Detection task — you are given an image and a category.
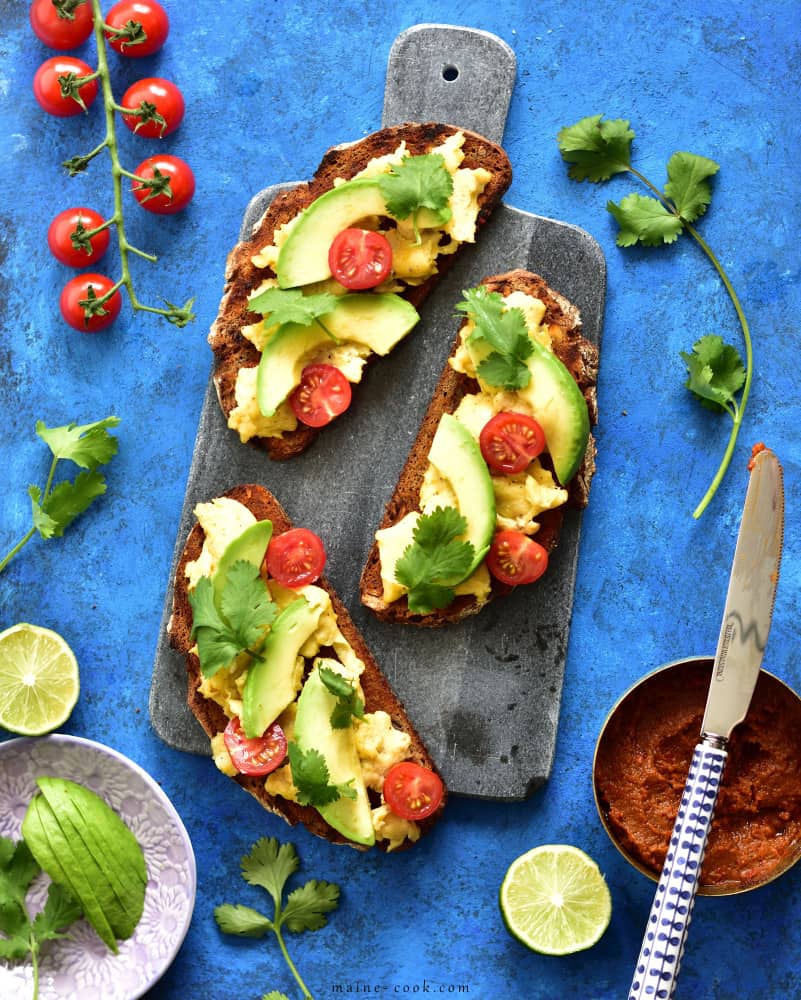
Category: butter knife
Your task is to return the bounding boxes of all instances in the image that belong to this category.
[629,446,784,1000]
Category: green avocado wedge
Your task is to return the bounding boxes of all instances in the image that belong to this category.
[212,519,273,609]
[241,597,321,739]
[292,661,375,847]
[427,414,496,579]
[276,177,446,288]
[516,339,590,485]
[256,293,419,417]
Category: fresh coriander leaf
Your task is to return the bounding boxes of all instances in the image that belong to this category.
[395,507,475,614]
[456,286,533,390]
[214,903,273,937]
[319,664,365,729]
[681,334,745,414]
[606,193,684,247]
[220,561,278,651]
[288,743,356,807]
[664,152,720,223]
[31,883,83,943]
[240,838,298,905]
[35,416,120,469]
[248,286,339,327]
[0,837,39,920]
[0,932,30,961]
[378,153,453,241]
[556,115,635,182]
[28,486,60,540]
[34,470,108,539]
[188,577,242,676]
[281,879,340,933]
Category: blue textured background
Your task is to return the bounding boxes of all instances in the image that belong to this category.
[2,1,800,998]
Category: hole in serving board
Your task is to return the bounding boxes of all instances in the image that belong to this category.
[442,64,459,82]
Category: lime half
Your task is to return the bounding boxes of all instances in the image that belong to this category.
[499,844,612,956]
[0,624,80,736]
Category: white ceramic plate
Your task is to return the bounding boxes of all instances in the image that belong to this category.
[0,735,196,1000]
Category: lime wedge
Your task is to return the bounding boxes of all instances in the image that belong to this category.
[499,844,612,955]
[0,623,80,735]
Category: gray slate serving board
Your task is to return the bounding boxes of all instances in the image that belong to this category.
[149,24,605,800]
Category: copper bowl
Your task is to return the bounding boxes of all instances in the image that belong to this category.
[593,656,801,896]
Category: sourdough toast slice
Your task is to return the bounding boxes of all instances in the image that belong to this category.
[359,270,599,627]
[209,122,513,460]
[168,483,445,849]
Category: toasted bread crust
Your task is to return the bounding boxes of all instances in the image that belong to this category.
[168,484,445,849]
[359,270,599,627]
[209,123,513,460]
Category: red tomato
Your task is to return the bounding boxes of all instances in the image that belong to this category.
[33,55,97,116]
[289,364,352,428]
[48,207,110,267]
[121,77,185,137]
[328,228,393,290]
[131,155,195,214]
[30,0,94,50]
[383,762,444,821]
[59,273,121,332]
[479,411,546,474]
[104,0,169,56]
[223,717,287,777]
[485,531,549,587]
[266,528,326,589]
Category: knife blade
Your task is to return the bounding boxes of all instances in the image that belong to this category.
[629,446,784,1000]
[702,446,784,742]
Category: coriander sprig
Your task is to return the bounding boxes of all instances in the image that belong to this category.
[215,838,340,1000]
[53,0,194,327]
[0,416,120,574]
[557,115,751,518]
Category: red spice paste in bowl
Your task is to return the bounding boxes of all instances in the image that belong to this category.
[593,657,801,895]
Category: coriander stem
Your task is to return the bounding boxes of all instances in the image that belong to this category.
[30,933,40,1000]
[0,527,36,574]
[683,221,753,518]
[274,925,313,1000]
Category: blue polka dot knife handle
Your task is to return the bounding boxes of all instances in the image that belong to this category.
[629,741,727,1000]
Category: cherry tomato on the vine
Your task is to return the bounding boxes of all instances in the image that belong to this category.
[223,717,287,777]
[131,155,195,214]
[33,55,97,116]
[30,0,94,50]
[485,530,549,587]
[289,364,352,428]
[328,228,393,290]
[59,273,121,332]
[121,77,185,138]
[48,207,110,267]
[266,528,326,589]
[479,411,547,474]
[383,762,444,821]
[105,0,169,57]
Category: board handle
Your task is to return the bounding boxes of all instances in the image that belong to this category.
[382,24,516,144]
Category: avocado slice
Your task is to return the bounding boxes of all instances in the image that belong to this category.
[293,661,375,847]
[256,293,418,416]
[212,519,273,609]
[428,413,497,578]
[516,339,590,485]
[276,177,446,289]
[241,596,320,738]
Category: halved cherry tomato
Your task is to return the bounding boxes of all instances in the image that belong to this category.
[383,762,444,821]
[121,77,185,137]
[479,411,546,474]
[30,0,94,50]
[328,228,392,290]
[131,154,195,214]
[289,364,352,428]
[48,207,110,267]
[104,0,169,56]
[33,55,97,116]
[223,716,287,777]
[266,528,326,589]
[485,530,549,587]
[59,272,121,332]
